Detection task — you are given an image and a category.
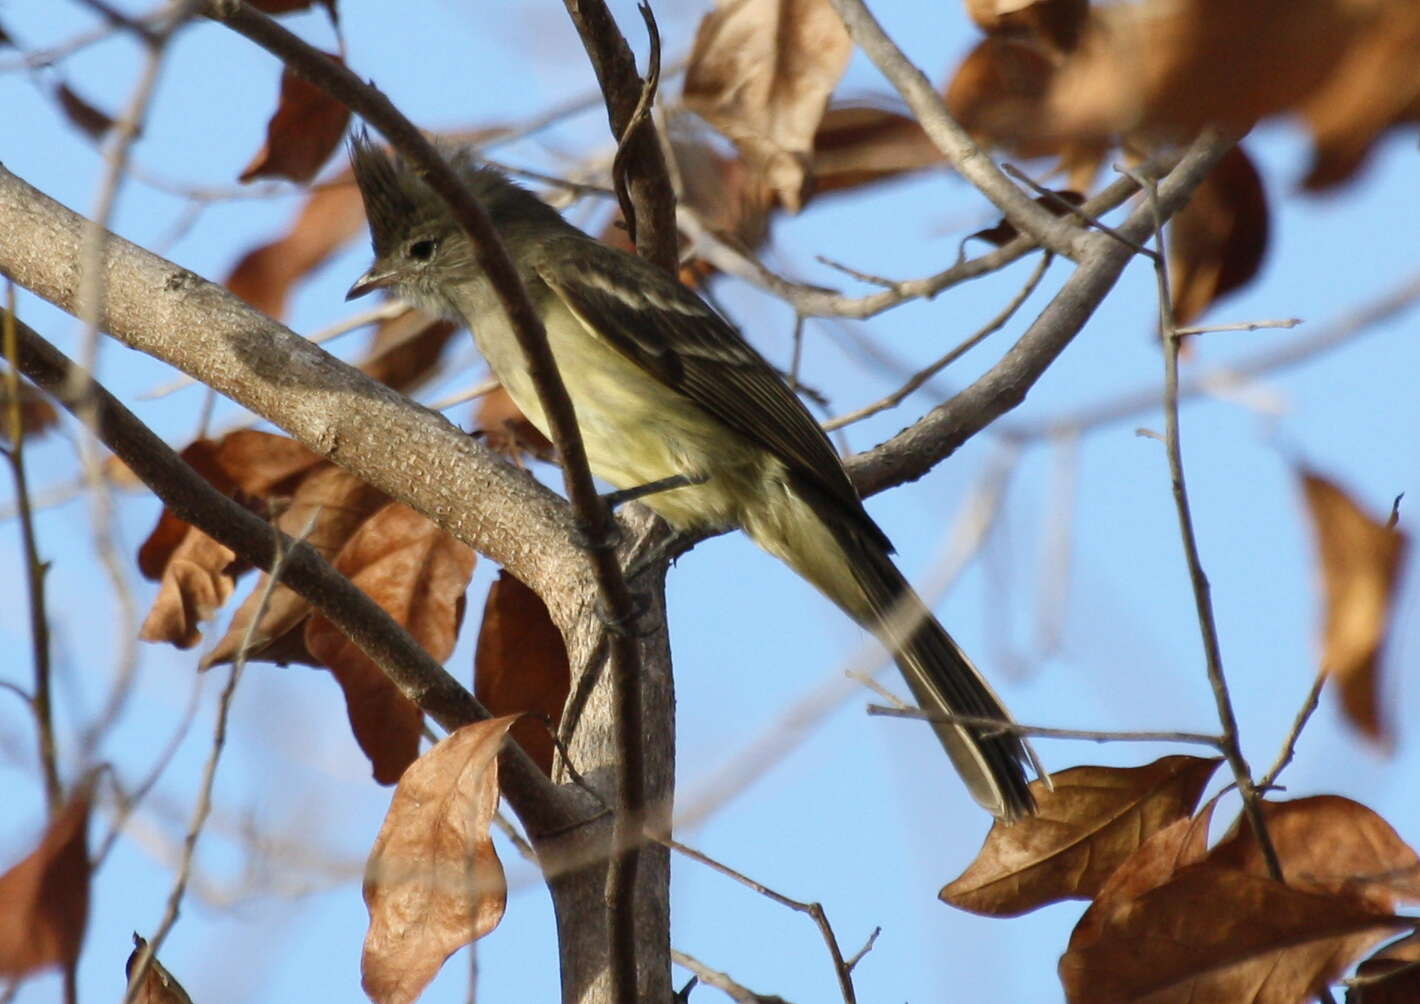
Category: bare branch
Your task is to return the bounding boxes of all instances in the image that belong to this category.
[1127,166,1285,883]
[823,250,1052,431]
[3,319,573,837]
[866,705,1225,749]
[664,838,866,1004]
[827,0,1085,259]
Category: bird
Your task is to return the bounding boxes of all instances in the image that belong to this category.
[346,133,1040,820]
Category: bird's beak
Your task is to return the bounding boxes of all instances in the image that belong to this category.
[346,266,397,301]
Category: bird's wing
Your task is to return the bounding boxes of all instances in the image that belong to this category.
[533,236,884,543]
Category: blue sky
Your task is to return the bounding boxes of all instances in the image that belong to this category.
[2,1,1419,1001]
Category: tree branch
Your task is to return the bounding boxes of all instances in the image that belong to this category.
[827,0,1086,260]
[4,314,575,837]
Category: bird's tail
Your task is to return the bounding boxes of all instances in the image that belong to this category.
[831,523,1039,821]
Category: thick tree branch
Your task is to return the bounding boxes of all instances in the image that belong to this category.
[847,134,1236,498]
[0,161,587,618]
[5,317,575,836]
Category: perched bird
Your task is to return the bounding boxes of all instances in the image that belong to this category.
[347,134,1040,820]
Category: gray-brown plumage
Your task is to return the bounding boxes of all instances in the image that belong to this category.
[347,134,1040,820]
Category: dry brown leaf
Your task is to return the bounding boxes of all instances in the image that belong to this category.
[1169,145,1269,326]
[473,386,554,463]
[0,373,59,444]
[54,82,119,141]
[357,311,460,392]
[138,430,324,583]
[1048,0,1420,189]
[683,0,853,212]
[203,461,390,669]
[362,716,517,1004]
[810,104,942,195]
[941,755,1221,916]
[0,784,93,978]
[1299,7,1420,189]
[474,571,571,776]
[945,36,1057,158]
[1300,470,1408,745]
[1071,798,1217,948]
[136,432,325,650]
[1059,864,1403,1003]
[125,935,194,1004]
[1209,796,1420,913]
[239,54,351,184]
[1349,932,1420,1003]
[138,528,238,649]
[305,502,476,783]
[966,0,1091,53]
[226,177,367,319]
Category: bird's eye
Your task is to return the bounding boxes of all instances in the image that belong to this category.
[408,239,438,262]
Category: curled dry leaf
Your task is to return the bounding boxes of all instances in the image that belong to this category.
[239,54,351,184]
[138,528,238,649]
[203,461,390,669]
[475,571,571,776]
[683,0,853,212]
[0,372,59,444]
[136,431,325,651]
[1060,865,1405,1003]
[226,177,367,319]
[305,502,477,784]
[54,82,119,141]
[362,716,518,1004]
[1208,796,1420,913]
[1299,470,1408,746]
[1169,145,1269,326]
[946,36,1057,158]
[0,782,93,978]
[1047,0,1420,189]
[944,36,1107,189]
[810,103,942,195]
[125,935,194,1004]
[1348,932,1420,1004]
[941,755,1221,916]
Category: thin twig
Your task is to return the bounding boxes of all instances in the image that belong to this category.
[1256,669,1328,793]
[671,948,791,1004]
[843,928,880,973]
[866,705,1225,748]
[1002,163,1155,259]
[74,0,202,765]
[1004,269,1420,441]
[124,511,314,1002]
[2,288,61,813]
[823,251,1052,431]
[94,671,205,867]
[1127,165,1285,883]
[664,838,866,1004]
[827,0,1083,260]
[1174,318,1302,336]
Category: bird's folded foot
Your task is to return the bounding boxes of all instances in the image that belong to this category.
[594,592,658,638]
